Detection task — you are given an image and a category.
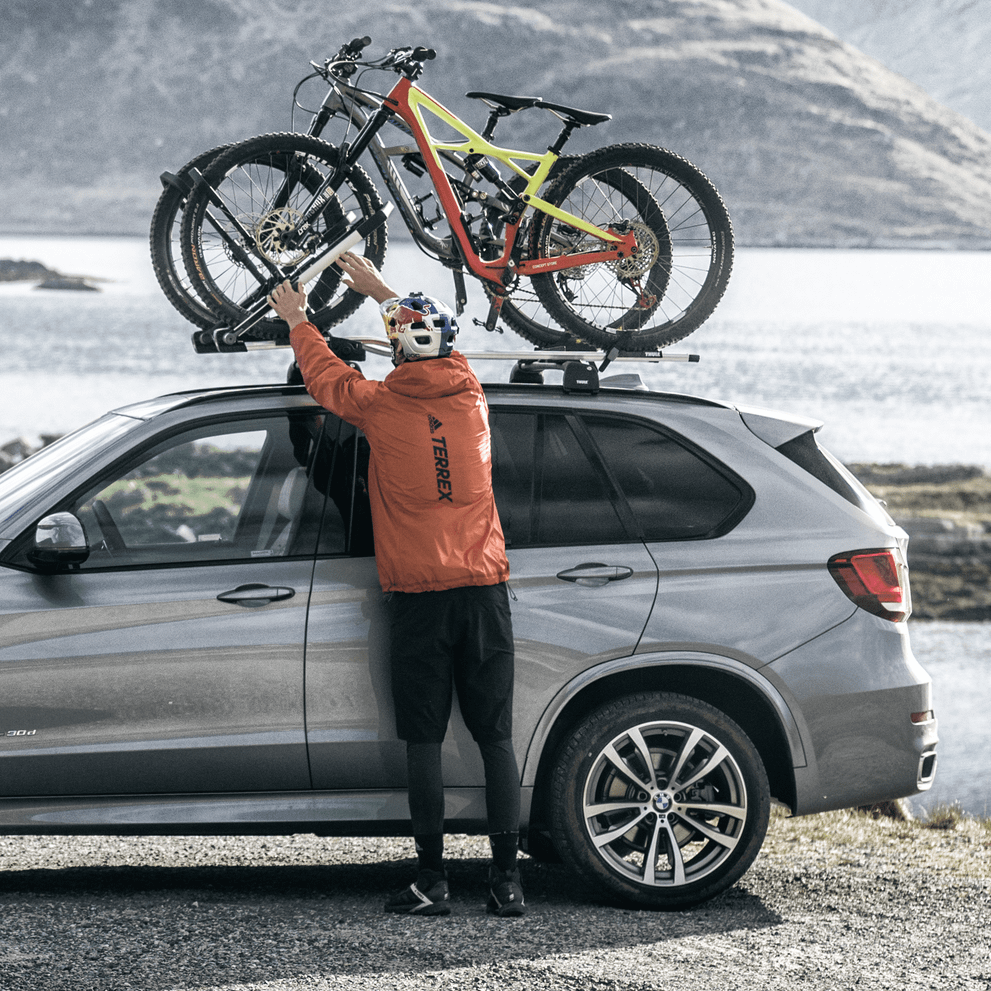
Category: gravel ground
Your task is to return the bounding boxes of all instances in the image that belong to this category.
[1,809,989,991]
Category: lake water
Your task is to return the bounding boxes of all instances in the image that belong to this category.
[1,236,989,817]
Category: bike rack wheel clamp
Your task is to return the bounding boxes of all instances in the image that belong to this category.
[191,206,393,355]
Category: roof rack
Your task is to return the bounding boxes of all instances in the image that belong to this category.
[192,334,699,394]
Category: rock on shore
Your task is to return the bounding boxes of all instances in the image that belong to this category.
[0,257,101,291]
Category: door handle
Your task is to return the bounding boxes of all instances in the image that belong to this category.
[217,583,296,607]
[555,563,635,587]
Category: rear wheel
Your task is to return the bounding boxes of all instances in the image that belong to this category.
[179,132,386,339]
[550,692,770,909]
[530,144,733,351]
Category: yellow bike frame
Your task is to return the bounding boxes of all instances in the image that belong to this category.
[384,76,639,287]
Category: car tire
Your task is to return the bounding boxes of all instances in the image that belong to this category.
[549,691,770,909]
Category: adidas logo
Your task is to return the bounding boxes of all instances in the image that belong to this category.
[428,414,443,433]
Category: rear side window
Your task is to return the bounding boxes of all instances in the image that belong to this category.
[776,430,874,512]
[579,414,752,541]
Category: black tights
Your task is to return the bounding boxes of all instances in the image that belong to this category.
[407,738,520,860]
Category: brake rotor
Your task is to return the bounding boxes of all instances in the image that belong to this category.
[608,221,660,280]
[254,207,311,266]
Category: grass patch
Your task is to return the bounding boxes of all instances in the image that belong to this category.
[761,803,991,875]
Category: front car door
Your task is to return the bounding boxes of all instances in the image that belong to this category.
[0,411,326,796]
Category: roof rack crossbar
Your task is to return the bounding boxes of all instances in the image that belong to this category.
[231,337,700,364]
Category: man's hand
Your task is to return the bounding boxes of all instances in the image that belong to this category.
[268,280,309,330]
[336,252,400,304]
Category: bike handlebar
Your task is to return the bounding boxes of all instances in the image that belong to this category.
[318,39,437,83]
[348,36,372,52]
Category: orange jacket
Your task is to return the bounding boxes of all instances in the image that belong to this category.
[290,322,509,593]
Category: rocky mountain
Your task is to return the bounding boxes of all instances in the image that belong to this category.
[2,0,991,246]
[787,0,991,134]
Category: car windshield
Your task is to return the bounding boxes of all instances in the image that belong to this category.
[0,413,142,535]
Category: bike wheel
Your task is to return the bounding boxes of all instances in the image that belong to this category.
[529,144,733,351]
[180,132,387,339]
[486,163,672,348]
[149,144,231,329]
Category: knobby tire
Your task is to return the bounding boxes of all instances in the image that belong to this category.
[529,144,734,351]
[179,132,387,339]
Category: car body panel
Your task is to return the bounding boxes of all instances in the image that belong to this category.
[767,611,937,814]
[519,646,810,788]
[303,543,659,790]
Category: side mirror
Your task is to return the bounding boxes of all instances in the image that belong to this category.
[29,512,90,568]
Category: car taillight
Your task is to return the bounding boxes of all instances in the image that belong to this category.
[828,547,911,622]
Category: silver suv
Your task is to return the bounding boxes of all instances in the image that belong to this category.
[0,365,938,909]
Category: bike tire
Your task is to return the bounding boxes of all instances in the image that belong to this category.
[180,132,387,339]
[149,144,232,329]
[529,143,733,351]
[486,160,672,348]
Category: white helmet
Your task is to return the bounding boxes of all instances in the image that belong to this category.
[381,293,458,366]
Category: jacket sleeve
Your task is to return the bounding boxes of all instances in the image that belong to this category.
[289,322,381,428]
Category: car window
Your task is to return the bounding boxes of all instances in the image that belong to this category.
[314,420,374,558]
[579,413,751,540]
[62,413,334,568]
[490,410,628,547]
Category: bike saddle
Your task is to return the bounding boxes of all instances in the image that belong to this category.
[534,100,612,127]
[466,91,611,127]
[466,92,541,113]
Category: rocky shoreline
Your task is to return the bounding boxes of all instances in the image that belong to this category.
[848,463,991,621]
[0,257,101,291]
[2,436,988,619]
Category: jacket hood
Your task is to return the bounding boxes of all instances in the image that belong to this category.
[384,352,477,400]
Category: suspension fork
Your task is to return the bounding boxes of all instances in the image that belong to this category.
[291,105,394,231]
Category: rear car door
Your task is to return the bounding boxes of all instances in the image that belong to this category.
[487,406,659,772]
[0,412,325,796]
[303,407,662,793]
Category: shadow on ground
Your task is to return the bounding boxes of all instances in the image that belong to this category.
[0,854,783,990]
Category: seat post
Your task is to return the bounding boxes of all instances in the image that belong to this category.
[548,120,579,155]
[481,108,508,141]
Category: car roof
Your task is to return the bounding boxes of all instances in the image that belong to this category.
[113,379,734,422]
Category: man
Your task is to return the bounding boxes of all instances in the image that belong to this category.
[268,255,524,918]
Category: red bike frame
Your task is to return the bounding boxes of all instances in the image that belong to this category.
[381,76,640,289]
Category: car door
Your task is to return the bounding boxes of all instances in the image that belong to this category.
[303,421,401,791]
[487,407,659,773]
[0,411,325,797]
[302,406,661,793]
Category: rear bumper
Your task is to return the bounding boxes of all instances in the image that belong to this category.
[767,613,938,815]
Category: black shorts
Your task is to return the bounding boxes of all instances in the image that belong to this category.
[388,582,515,745]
